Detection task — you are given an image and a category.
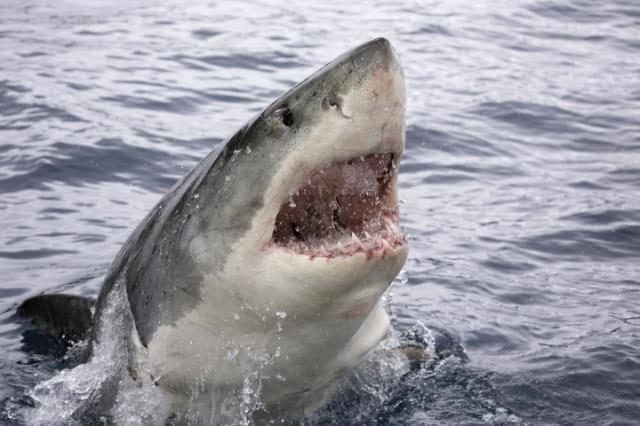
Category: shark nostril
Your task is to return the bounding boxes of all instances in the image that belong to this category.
[323,95,352,119]
[322,95,339,110]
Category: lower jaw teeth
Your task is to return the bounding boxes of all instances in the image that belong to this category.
[285,230,403,256]
[272,214,404,257]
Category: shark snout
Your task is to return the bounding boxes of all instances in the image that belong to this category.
[353,37,399,71]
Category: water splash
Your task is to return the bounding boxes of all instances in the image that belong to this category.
[110,381,172,426]
[24,283,130,425]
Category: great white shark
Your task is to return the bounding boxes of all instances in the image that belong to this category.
[19,37,408,423]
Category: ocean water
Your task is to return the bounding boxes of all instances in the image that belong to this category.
[1,0,639,424]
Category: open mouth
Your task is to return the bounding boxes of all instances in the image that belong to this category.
[269,153,406,258]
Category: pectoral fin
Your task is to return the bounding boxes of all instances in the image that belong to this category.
[17,294,95,344]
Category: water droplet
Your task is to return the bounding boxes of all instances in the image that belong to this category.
[226,347,239,361]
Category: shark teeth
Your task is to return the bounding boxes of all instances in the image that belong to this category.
[271,215,405,258]
[384,217,397,234]
[351,232,365,250]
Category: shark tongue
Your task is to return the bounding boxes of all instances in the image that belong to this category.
[271,153,405,257]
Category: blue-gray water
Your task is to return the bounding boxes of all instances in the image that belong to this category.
[1,1,639,424]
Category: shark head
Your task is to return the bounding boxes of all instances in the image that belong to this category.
[119,39,408,409]
[183,37,407,318]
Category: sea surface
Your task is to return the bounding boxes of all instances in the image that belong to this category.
[1,0,639,424]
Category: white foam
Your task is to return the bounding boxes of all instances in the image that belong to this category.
[23,281,188,425]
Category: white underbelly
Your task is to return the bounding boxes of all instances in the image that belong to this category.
[144,298,390,417]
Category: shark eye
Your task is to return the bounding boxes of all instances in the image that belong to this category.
[280,107,294,127]
[274,106,294,127]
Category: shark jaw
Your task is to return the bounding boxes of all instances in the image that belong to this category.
[269,152,406,260]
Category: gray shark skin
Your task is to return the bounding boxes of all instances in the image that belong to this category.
[22,37,408,423]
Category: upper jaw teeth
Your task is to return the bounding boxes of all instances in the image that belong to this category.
[384,217,398,234]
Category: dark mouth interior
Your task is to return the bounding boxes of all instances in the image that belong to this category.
[271,153,405,257]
